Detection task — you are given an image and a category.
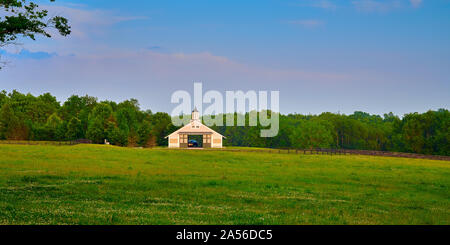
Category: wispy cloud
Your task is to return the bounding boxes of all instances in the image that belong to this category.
[0,49,57,60]
[287,19,324,28]
[0,48,356,113]
[42,5,149,40]
[295,0,337,10]
[352,0,423,12]
[297,0,423,12]
[1,49,352,89]
[313,0,338,10]
[147,46,162,50]
[410,0,423,8]
[352,0,403,13]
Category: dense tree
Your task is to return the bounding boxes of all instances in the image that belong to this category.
[65,117,83,140]
[150,112,174,146]
[0,90,7,108]
[45,112,64,140]
[290,120,333,149]
[86,116,105,144]
[106,121,127,146]
[0,90,448,155]
[137,121,152,147]
[0,102,19,139]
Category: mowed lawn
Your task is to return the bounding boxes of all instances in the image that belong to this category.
[0,144,448,225]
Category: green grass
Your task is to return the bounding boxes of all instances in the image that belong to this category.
[0,144,448,225]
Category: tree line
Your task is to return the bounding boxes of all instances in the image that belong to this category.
[0,90,448,156]
[210,110,449,156]
[0,90,175,147]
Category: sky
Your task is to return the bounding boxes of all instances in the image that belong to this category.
[0,0,449,116]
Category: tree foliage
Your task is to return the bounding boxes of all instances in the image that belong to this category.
[0,0,70,68]
[0,90,448,155]
[0,90,175,148]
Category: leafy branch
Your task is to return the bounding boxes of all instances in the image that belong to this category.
[0,0,70,69]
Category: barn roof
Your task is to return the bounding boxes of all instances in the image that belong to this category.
[165,120,225,138]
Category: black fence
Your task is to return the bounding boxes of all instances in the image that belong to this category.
[0,139,92,146]
[1,140,449,161]
[218,147,450,161]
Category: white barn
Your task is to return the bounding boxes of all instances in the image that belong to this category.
[165,108,225,148]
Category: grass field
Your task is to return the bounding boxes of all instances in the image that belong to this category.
[0,144,448,225]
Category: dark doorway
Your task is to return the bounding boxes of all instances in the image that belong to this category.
[188,135,203,148]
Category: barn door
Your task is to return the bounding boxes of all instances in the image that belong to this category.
[179,134,188,148]
[203,134,211,148]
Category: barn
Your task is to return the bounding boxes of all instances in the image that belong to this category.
[165,108,225,148]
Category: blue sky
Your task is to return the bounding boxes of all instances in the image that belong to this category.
[1,0,449,115]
